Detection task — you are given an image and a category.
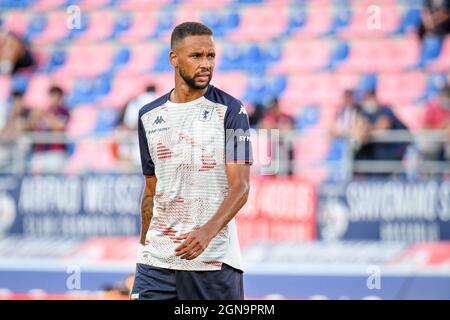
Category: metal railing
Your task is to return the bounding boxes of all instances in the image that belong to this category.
[0,129,449,177]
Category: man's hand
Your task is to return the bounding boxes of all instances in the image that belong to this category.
[174,227,215,260]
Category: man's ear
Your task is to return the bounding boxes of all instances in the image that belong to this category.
[169,50,177,68]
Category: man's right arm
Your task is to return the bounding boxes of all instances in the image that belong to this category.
[140,175,157,245]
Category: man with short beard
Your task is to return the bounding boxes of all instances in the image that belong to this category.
[131,22,252,300]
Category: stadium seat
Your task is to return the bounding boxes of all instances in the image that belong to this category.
[77,0,110,9]
[31,12,69,45]
[3,11,28,35]
[22,74,52,108]
[213,72,248,99]
[116,44,157,74]
[270,40,331,73]
[53,44,113,77]
[416,35,443,68]
[65,138,119,174]
[95,109,119,133]
[228,4,289,41]
[393,105,425,131]
[427,36,450,72]
[294,3,332,37]
[31,0,65,11]
[394,7,422,34]
[75,12,114,43]
[67,105,98,138]
[117,11,158,43]
[25,15,47,40]
[377,72,426,106]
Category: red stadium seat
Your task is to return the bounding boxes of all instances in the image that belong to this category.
[32,0,65,11]
[31,12,69,45]
[294,4,332,38]
[279,74,338,114]
[336,37,420,73]
[75,12,115,43]
[427,36,450,72]
[65,138,119,174]
[183,0,233,9]
[67,105,98,138]
[393,105,425,131]
[270,40,331,73]
[53,44,113,78]
[117,11,158,43]
[212,72,247,99]
[228,4,289,41]
[77,0,110,10]
[23,74,52,109]
[377,72,426,107]
[117,0,168,10]
[3,12,28,35]
[100,75,151,109]
[115,43,158,76]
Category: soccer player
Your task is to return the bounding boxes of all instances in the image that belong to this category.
[131,22,253,300]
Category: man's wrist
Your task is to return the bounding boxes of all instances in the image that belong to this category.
[202,220,222,239]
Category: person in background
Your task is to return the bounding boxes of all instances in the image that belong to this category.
[113,84,157,170]
[28,86,70,173]
[330,89,361,139]
[353,90,409,163]
[421,84,450,160]
[258,98,295,175]
[0,22,34,75]
[0,91,32,169]
[418,0,450,40]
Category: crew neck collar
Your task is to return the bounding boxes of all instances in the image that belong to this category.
[165,85,212,107]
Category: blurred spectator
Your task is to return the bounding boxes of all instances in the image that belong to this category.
[0,23,34,75]
[420,84,450,160]
[330,89,361,139]
[28,86,70,173]
[102,274,134,300]
[418,0,450,40]
[0,91,32,169]
[258,98,295,175]
[113,85,157,170]
[353,90,409,163]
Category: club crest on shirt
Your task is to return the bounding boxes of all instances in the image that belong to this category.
[198,106,214,122]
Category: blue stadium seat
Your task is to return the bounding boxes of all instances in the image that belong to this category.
[394,8,422,34]
[43,49,66,73]
[417,72,449,102]
[95,109,119,133]
[416,35,443,68]
[110,14,132,38]
[324,6,351,36]
[323,41,349,70]
[283,8,306,35]
[111,48,131,71]
[295,105,320,130]
[25,15,47,39]
[153,47,172,72]
[11,75,30,94]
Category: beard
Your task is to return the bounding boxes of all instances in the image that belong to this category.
[179,66,212,90]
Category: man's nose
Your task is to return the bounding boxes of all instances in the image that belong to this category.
[199,56,212,69]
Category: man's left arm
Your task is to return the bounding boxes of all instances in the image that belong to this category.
[175,163,250,260]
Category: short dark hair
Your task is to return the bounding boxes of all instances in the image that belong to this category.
[170,22,213,49]
[49,85,64,96]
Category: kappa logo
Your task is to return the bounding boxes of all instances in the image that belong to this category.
[153,116,166,125]
[238,105,247,115]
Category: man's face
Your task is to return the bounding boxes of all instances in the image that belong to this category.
[49,92,62,108]
[170,35,215,90]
